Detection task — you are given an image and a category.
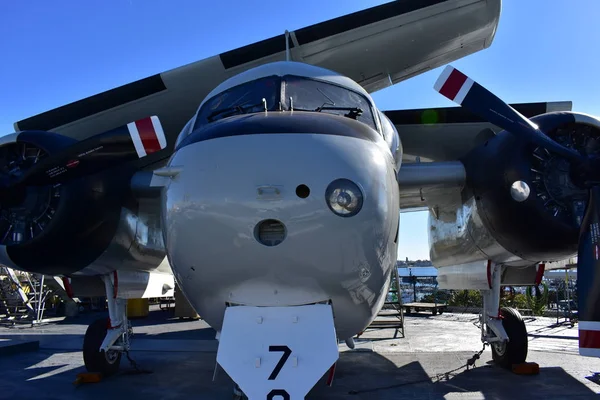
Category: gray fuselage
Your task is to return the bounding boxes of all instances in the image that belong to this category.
[162,62,402,339]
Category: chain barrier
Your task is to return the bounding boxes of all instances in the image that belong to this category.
[122,349,153,375]
[348,343,489,395]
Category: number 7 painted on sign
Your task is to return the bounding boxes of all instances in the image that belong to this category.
[268,346,292,380]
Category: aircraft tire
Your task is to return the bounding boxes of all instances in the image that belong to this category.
[491,307,528,368]
[83,317,122,376]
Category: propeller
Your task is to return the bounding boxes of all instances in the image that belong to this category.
[1,116,167,189]
[434,65,600,356]
[433,66,585,164]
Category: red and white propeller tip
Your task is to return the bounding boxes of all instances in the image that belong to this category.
[127,116,167,158]
[434,65,474,105]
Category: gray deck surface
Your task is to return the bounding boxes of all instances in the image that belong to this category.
[0,306,598,399]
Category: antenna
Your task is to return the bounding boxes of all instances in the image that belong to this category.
[285,30,290,62]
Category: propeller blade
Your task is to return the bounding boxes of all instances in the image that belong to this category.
[433,65,583,164]
[6,116,167,188]
[577,185,600,357]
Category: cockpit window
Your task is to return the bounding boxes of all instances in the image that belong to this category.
[192,74,378,132]
[282,75,377,130]
[194,75,281,129]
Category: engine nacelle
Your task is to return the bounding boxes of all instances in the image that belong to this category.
[430,112,600,268]
[0,133,142,275]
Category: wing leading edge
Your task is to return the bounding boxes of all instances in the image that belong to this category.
[13,0,501,164]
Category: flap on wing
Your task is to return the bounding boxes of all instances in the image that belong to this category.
[221,0,501,92]
[389,101,573,162]
[14,0,500,159]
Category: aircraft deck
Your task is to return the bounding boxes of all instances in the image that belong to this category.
[0,305,598,399]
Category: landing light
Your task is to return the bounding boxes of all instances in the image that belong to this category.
[325,179,363,217]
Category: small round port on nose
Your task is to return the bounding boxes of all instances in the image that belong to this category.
[296,184,310,199]
[255,219,286,247]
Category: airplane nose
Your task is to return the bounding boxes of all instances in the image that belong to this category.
[169,113,390,249]
[163,112,399,336]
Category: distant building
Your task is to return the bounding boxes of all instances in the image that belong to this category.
[396,259,437,278]
[396,259,433,268]
[545,269,577,279]
[396,260,577,281]
[397,266,437,278]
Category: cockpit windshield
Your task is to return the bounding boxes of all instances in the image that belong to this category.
[193,74,378,131]
[282,76,377,130]
[194,76,281,128]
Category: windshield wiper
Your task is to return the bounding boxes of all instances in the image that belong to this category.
[207,99,268,122]
[207,105,244,122]
[315,106,363,120]
[290,105,364,120]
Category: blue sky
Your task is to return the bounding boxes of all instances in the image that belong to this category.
[1,0,599,260]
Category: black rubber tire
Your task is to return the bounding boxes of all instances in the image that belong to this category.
[491,307,528,368]
[83,317,121,376]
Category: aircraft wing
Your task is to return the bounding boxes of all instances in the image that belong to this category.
[394,101,573,211]
[13,0,501,167]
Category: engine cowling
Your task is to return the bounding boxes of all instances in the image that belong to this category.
[0,135,132,275]
[460,112,600,263]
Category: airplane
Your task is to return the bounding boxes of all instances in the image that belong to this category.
[1,0,599,398]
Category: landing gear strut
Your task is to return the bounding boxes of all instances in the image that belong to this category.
[82,273,131,375]
[480,262,528,368]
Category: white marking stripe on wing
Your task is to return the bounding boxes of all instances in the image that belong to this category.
[127,122,147,158]
[433,65,454,92]
[454,77,474,104]
[150,116,167,150]
[579,321,600,331]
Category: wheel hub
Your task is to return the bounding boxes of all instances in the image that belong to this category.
[492,340,507,357]
[105,349,119,364]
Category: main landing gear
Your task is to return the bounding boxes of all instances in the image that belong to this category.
[489,307,528,367]
[82,273,132,376]
[480,262,528,368]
